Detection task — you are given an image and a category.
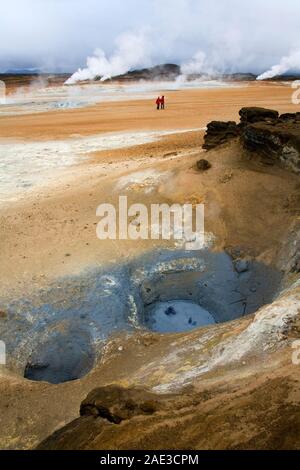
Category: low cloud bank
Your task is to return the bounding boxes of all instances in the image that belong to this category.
[2,0,300,80]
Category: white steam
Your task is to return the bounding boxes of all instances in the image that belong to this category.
[257,49,300,80]
[65,31,151,84]
[66,43,221,85]
[180,51,215,76]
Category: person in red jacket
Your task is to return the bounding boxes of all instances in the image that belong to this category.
[160,95,165,109]
[156,96,161,110]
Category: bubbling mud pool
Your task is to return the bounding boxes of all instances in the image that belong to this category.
[145,300,216,333]
[0,249,282,384]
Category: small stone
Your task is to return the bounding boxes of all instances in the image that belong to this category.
[0,310,7,319]
[196,159,211,171]
[234,259,250,273]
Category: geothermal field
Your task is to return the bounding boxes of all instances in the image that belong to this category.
[0,72,299,451]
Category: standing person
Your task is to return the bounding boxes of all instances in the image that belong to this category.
[161,95,165,109]
[156,96,161,110]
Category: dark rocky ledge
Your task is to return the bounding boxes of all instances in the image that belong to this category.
[79,385,169,424]
[203,107,300,172]
[202,121,240,150]
[239,107,279,125]
[37,374,300,450]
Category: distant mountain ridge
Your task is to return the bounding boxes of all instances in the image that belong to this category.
[1,64,300,87]
[98,63,181,82]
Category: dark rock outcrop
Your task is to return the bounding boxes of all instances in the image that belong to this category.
[239,107,279,125]
[203,121,240,150]
[242,121,300,171]
[203,107,300,172]
[279,113,300,123]
[79,385,167,424]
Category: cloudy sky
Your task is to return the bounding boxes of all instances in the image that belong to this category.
[0,0,300,74]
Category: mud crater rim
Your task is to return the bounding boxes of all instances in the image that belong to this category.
[1,249,282,385]
[137,254,281,334]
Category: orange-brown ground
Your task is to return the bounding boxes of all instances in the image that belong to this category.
[0,82,297,140]
[0,80,299,450]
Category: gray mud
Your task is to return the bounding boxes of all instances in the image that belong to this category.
[0,249,282,384]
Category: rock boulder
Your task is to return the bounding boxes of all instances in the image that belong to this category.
[203,107,300,172]
[79,385,166,424]
[239,107,279,125]
[242,120,300,171]
[203,121,240,150]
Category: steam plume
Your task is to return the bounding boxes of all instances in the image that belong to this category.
[180,51,216,76]
[257,49,300,80]
[65,31,151,84]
